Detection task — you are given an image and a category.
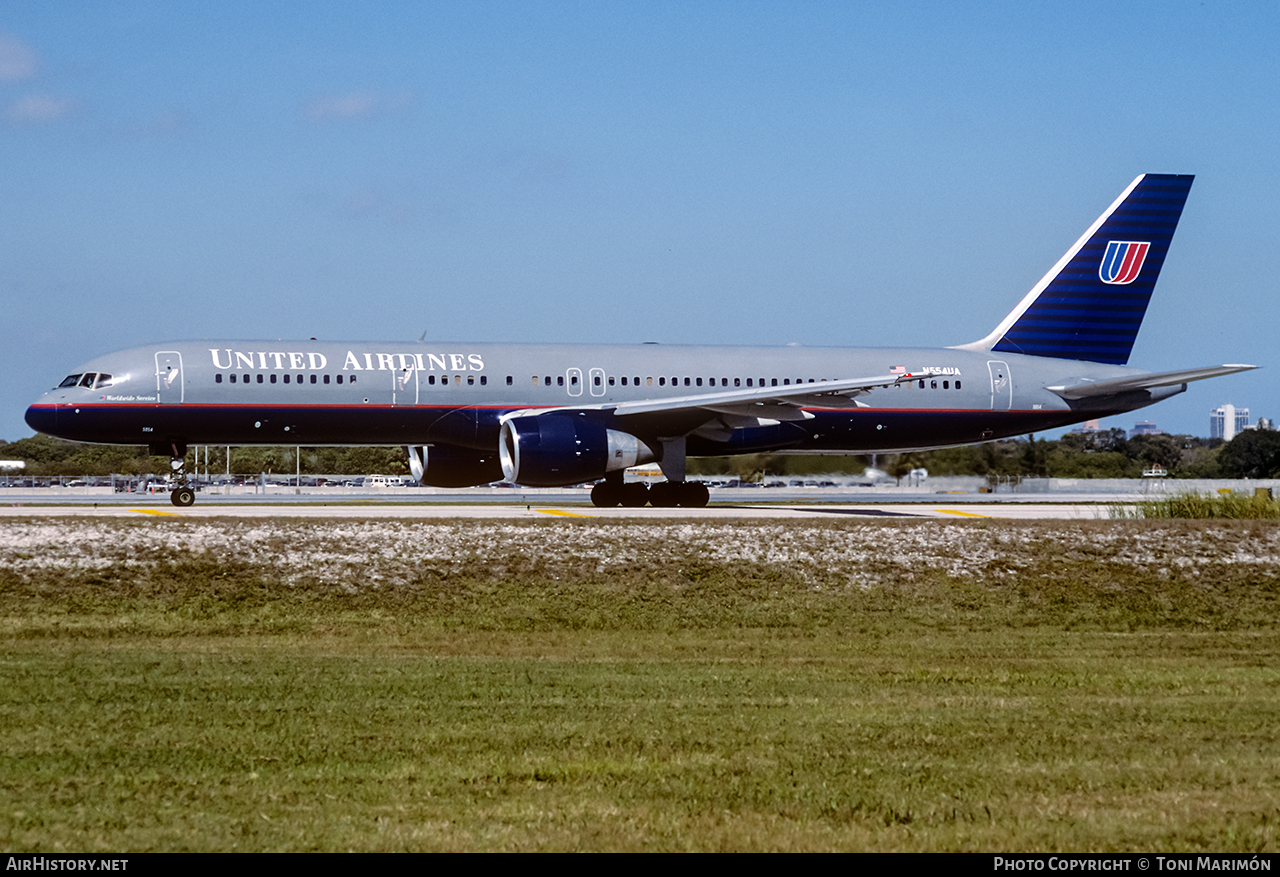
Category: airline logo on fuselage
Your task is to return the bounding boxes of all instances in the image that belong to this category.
[209,349,485,372]
[1099,241,1150,285]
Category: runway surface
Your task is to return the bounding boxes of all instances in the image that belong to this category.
[0,499,1121,520]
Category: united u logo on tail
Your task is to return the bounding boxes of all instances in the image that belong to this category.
[1099,240,1150,285]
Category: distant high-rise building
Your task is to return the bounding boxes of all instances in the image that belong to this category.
[1069,419,1102,434]
[1130,421,1161,438]
[1210,404,1249,441]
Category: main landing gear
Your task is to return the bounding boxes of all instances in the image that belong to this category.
[590,474,710,509]
[168,442,195,507]
[590,434,708,508]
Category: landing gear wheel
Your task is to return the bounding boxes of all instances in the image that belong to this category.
[171,487,195,507]
[590,482,622,508]
[648,481,709,508]
[648,482,678,508]
[681,481,710,508]
[620,483,650,508]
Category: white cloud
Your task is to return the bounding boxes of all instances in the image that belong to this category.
[5,93,78,124]
[302,89,415,122]
[0,33,38,81]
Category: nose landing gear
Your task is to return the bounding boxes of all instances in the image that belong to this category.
[167,442,195,507]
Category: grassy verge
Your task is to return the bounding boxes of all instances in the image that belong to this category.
[2,518,1279,851]
[1115,491,1280,519]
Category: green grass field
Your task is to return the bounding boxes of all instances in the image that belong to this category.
[2,517,1278,851]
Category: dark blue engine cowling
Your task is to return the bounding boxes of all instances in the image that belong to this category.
[406,443,504,487]
[499,414,654,487]
[499,414,609,487]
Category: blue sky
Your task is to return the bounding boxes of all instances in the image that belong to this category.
[3,2,1277,442]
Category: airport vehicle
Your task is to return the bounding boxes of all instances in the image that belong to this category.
[25,174,1254,508]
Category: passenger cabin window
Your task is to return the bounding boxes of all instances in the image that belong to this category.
[216,374,223,383]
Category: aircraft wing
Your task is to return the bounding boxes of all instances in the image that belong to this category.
[1045,364,1258,400]
[505,371,923,436]
[612,372,917,416]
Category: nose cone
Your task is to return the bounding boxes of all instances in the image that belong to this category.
[24,397,57,436]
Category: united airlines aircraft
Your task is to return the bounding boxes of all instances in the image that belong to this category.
[25,174,1254,507]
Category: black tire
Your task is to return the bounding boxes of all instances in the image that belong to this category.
[590,482,622,508]
[648,482,678,508]
[679,482,710,508]
[171,487,195,507]
[620,483,650,507]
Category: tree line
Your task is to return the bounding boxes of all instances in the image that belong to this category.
[696,428,1280,481]
[4,427,1280,480]
[0,435,409,477]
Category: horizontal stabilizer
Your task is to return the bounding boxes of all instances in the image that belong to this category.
[1045,364,1257,400]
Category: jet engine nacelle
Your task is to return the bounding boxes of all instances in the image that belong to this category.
[406,443,504,487]
[499,414,655,487]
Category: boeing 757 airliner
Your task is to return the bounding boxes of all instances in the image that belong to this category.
[25,174,1255,507]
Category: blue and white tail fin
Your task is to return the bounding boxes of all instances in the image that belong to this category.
[956,174,1194,365]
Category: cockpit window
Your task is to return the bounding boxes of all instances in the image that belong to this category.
[94,374,113,388]
[58,374,83,388]
[78,373,97,388]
